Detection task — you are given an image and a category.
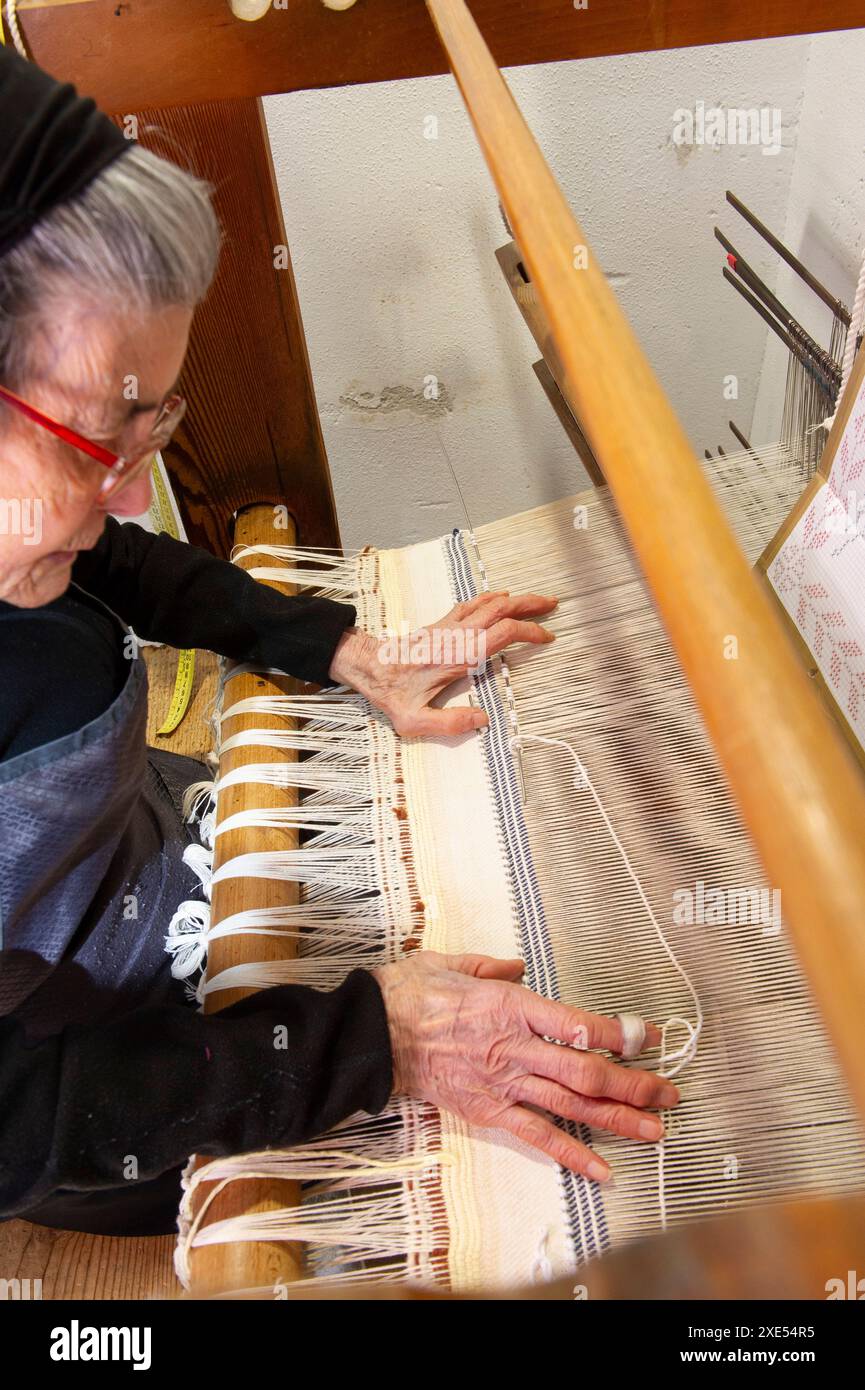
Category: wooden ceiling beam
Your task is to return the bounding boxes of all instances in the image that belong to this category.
[17,0,865,114]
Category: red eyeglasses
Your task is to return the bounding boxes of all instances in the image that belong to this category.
[0,382,187,502]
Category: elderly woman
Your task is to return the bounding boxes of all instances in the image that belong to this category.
[0,49,677,1239]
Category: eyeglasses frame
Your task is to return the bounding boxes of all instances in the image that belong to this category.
[0,382,187,501]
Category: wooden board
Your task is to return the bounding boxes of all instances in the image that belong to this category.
[496,241,603,483]
[0,1219,178,1301]
[18,0,865,113]
[104,99,340,560]
[531,360,603,485]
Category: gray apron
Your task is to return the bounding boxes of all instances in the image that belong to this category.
[0,618,207,1233]
[0,653,206,1037]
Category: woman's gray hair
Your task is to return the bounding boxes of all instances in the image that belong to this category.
[0,141,222,398]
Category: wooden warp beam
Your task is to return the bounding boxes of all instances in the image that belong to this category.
[424,0,865,1127]
[187,505,304,1297]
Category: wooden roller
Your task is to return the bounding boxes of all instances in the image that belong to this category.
[187,504,305,1297]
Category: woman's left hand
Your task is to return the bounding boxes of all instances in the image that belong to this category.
[328,591,558,737]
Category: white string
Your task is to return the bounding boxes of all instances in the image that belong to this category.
[509,730,703,1234]
[531,1229,554,1284]
[510,731,703,1075]
[3,1,28,57]
[165,900,211,979]
[469,521,703,1074]
[465,517,702,1233]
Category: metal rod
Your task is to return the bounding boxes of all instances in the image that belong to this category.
[721,266,837,396]
[729,419,758,456]
[716,229,841,388]
[726,190,851,326]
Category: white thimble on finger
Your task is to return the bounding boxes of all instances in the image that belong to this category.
[616,1012,647,1060]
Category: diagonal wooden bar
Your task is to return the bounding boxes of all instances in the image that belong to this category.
[425,0,865,1126]
[495,239,603,483]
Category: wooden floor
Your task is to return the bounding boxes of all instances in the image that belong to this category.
[0,645,219,1300]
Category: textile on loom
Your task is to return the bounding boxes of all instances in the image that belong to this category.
[170,443,865,1294]
[767,362,865,751]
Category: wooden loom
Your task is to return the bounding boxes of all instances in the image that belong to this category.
[14,0,865,1297]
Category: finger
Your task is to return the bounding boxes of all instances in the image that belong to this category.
[465,593,559,629]
[449,592,510,622]
[495,1103,611,1181]
[629,1020,662,1050]
[514,1075,665,1143]
[483,618,556,656]
[516,989,661,1055]
[393,704,489,738]
[523,1036,681,1110]
[440,953,526,982]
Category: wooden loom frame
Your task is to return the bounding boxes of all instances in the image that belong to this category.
[12,0,865,1297]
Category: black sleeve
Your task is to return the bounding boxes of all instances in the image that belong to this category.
[71,517,358,687]
[0,607,121,762]
[0,970,393,1218]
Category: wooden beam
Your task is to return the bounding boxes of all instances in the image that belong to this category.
[532,359,604,485]
[496,242,567,395]
[111,99,340,558]
[17,0,865,113]
[496,240,603,483]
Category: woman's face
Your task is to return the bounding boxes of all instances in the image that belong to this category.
[0,297,193,608]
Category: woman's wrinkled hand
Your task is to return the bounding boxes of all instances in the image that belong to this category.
[328,591,558,737]
[372,951,679,1182]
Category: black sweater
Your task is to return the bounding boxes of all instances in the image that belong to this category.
[0,519,394,1226]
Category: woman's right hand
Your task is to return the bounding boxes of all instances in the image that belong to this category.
[372,951,680,1183]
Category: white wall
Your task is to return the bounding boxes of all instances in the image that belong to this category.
[262,31,853,550]
[751,29,865,443]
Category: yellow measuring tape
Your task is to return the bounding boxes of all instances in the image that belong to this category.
[149,458,196,736]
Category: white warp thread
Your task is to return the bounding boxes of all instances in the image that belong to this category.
[509,730,702,1231]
